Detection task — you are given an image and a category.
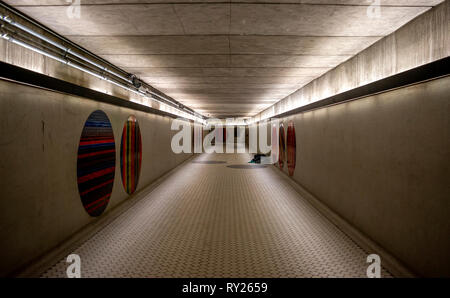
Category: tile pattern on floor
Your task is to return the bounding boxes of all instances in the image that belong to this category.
[42,153,391,278]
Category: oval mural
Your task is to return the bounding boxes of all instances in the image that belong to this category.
[287,121,296,176]
[77,110,116,217]
[278,123,286,169]
[120,115,142,195]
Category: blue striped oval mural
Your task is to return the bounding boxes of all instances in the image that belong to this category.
[77,110,116,217]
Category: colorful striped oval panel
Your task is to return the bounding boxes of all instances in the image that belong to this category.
[120,115,142,195]
[77,110,115,217]
[287,121,296,177]
[278,123,286,170]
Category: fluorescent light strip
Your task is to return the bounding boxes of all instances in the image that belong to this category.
[3,34,65,64]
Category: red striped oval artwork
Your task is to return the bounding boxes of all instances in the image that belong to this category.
[287,121,296,177]
[77,110,115,217]
[120,115,142,195]
[279,123,286,170]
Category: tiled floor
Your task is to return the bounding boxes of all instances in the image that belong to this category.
[42,153,391,278]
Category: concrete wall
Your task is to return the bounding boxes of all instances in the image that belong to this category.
[0,79,192,276]
[253,1,449,122]
[272,76,450,277]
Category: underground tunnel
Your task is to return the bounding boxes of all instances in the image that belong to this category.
[0,0,449,291]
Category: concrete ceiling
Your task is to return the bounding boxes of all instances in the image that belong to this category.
[6,0,444,118]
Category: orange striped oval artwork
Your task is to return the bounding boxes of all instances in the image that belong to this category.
[120,115,142,195]
[77,110,115,217]
[287,121,296,177]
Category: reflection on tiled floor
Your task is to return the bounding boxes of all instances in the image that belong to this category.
[42,153,391,278]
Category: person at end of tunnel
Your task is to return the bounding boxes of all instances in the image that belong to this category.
[248,154,267,164]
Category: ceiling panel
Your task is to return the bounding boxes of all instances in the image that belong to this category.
[141,76,316,84]
[230,55,351,68]
[229,36,381,55]
[69,36,230,55]
[99,54,230,68]
[126,67,332,77]
[99,54,350,68]
[17,5,186,35]
[230,4,428,36]
[154,83,301,90]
